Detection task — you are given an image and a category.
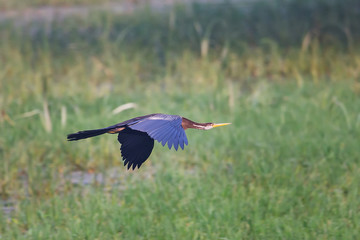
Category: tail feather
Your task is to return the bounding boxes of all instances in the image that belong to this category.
[67,128,110,141]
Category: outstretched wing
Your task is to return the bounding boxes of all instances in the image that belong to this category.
[128,114,188,150]
[117,128,154,170]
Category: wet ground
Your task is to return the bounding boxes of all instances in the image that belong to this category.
[1,166,157,219]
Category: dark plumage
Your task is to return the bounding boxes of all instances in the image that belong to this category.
[67,113,230,170]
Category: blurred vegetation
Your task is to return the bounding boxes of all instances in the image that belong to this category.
[0,0,360,239]
[0,0,124,9]
[1,0,360,92]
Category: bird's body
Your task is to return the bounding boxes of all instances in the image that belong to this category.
[67,113,230,170]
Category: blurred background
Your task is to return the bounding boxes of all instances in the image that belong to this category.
[1,0,359,239]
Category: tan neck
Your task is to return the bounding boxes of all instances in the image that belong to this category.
[181,117,210,130]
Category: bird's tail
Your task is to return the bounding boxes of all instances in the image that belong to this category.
[67,128,111,141]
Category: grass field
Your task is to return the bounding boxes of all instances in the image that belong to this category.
[1,0,360,239]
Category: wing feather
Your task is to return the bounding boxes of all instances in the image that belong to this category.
[163,127,177,149]
[170,125,182,150]
[161,126,176,147]
[179,130,185,150]
[167,128,176,149]
[151,125,172,141]
[184,133,189,146]
[117,128,154,170]
[129,114,187,151]
[173,128,181,151]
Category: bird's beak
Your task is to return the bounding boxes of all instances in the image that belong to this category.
[212,123,232,128]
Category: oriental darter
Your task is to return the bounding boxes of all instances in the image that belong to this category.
[67,113,231,170]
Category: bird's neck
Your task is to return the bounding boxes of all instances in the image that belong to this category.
[181,117,210,130]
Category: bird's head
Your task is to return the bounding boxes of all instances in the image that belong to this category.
[203,122,231,130]
[181,117,231,130]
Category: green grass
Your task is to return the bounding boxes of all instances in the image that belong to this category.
[1,81,359,239]
[1,1,360,239]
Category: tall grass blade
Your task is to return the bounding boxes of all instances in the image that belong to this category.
[61,105,67,128]
[112,103,137,115]
[42,99,52,133]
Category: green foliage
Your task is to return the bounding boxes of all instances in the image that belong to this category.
[1,0,360,87]
[1,0,360,239]
[1,81,360,239]
[3,0,360,49]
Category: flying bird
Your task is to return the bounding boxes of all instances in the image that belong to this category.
[67,113,231,170]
